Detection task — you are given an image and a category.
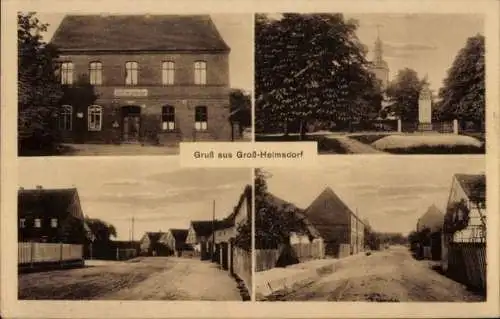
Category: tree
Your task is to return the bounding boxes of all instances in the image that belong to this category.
[363,219,380,250]
[84,217,117,243]
[436,34,485,128]
[255,13,382,138]
[18,12,63,154]
[254,168,304,249]
[229,89,252,134]
[385,68,427,122]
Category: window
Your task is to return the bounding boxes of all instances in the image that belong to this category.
[61,62,74,85]
[162,106,175,131]
[162,61,175,85]
[50,218,58,228]
[34,218,41,228]
[194,61,207,85]
[89,62,103,85]
[125,61,138,85]
[20,218,26,228]
[59,105,72,131]
[88,105,103,131]
[195,106,208,131]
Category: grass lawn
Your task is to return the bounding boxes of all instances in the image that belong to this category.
[371,134,485,155]
[255,134,349,154]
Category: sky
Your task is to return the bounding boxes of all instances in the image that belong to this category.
[19,157,251,241]
[262,156,485,235]
[346,13,484,92]
[35,13,254,92]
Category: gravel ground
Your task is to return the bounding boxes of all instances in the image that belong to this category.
[19,257,241,301]
[265,246,485,302]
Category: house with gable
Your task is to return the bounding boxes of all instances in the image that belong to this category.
[186,220,221,260]
[139,231,170,256]
[50,14,235,146]
[303,187,365,258]
[164,228,190,257]
[416,204,445,260]
[18,186,91,245]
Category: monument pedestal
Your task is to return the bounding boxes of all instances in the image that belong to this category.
[417,122,433,132]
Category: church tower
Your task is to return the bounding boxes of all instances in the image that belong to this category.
[371,33,389,90]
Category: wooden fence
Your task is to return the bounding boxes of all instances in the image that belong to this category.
[19,242,83,265]
[255,241,325,272]
[445,242,486,291]
[232,246,252,294]
[291,240,325,261]
[255,248,280,272]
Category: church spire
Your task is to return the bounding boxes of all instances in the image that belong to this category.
[374,24,384,65]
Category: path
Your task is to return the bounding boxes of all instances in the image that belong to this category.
[328,136,385,154]
[264,246,484,302]
[19,257,241,301]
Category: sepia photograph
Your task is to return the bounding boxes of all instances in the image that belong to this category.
[255,13,485,155]
[17,157,252,301]
[254,156,486,302]
[18,12,252,156]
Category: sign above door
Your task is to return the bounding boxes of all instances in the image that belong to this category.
[114,88,148,97]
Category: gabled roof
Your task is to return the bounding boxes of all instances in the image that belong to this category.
[455,174,486,203]
[144,232,167,244]
[303,187,363,241]
[169,229,188,243]
[190,220,227,237]
[266,193,322,239]
[417,204,444,233]
[18,187,82,219]
[51,15,230,52]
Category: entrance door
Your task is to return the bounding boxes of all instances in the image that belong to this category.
[122,106,141,142]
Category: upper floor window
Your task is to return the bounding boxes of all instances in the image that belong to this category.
[61,62,74,85]
[88,105,103,131]
[195,106,208,131]
[50,218,58,228]
[59,105,72,131]
[162,105,175,131]
[20,218,26,228]
[194,61,207,85]
[125,61,138,85]
[162,61,175,85]
[89,62,103,85]
[34,218,41,228]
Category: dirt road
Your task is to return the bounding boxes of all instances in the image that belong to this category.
[266,246,484,302]
[19,257,242,301]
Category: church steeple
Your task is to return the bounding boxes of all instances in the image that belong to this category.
[373,25,385,66]
[370,24,389,90]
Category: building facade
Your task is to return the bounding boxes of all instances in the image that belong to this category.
[303,187,365,258]
[51,15,234,145]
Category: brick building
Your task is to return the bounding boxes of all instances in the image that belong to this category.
[303,187,365,257]
[51,15,235,145]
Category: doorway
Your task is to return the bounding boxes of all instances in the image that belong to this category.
[121,106,141,142]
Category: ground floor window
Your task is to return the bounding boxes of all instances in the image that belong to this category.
[88,105,103,131]
[162,105,175,131]
[195,106,208,131]
[59,105,72,131]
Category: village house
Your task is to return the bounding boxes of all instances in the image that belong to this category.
[186,220,221,260]
[441,173,486,291]
[50,14,235,146]
[164,229,190,257]
[416,204,445,260]
[303,187,365,258]
[18,186,91,244]
[209,185,252,270]
[139,231,170,256]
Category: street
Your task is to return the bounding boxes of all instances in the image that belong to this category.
[19,257,242,301]
[264,246,485,302]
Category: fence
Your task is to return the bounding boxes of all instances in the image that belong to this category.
[232,246,252,294]
[444,242,486,291]
[19,242,83,265]
[255,249,280,272]
[291,240,325,261]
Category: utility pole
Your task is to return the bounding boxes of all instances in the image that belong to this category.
[132,216,135,242]
[212,200,216,261]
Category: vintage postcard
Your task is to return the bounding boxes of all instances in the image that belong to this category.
[1,0,499,318]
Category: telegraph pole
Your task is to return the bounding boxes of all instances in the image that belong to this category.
[131,216,135,242]
[212,200,216,261]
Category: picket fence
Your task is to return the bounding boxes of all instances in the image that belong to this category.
[18,242,83,265]
[255,241,325,272]
[232,247,252,294]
